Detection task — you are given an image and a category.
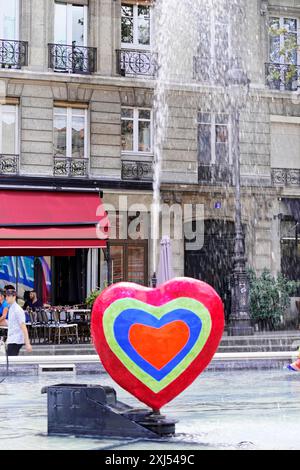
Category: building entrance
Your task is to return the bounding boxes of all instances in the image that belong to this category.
[184,219,235,320]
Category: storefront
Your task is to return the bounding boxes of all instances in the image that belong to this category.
[0,188,108,305]
[280,198,300,296]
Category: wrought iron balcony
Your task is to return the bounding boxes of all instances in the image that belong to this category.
[54,157,89,178]
[198,164,233,185]
[272,168,300,186]
[0,154,19,175]
[121,160,153,181]
[265,63,299,91]
[48,43,97,74]
[193,57,230,84]
[0,39,28,69]
[116,49,157,77]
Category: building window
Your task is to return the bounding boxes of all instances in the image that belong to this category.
[198,6,229,62]
[50,2,96,74]
[281,217,300,296]
[0,0,19,40]
[269,17,298,66]
[194,3,230,82]
[108,212,149,286]
[0,1,27,70]
[0,104,18,155]
[121,107,152,154]
[198,112,230,165]
[53,106,87,159]
[110,242,148,285]
[267,17,299,90]
[121,3,151,49]
[54,1,87,46]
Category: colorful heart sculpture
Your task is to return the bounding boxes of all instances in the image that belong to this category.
[91,277,224,410]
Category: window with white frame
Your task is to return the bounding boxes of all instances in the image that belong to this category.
[53,107,88,159]
[0,0,19,40]
[121,108,152,154]
[121,3,151,48]
[0,104,18,155]
[54,1,87,46]
[198,112,230,165]
[198,4,230,63]
[269,17,298,65]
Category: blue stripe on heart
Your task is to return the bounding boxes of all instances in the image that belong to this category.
[113,308,202,381]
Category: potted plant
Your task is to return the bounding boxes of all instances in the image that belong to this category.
[248,268,300,331]
[85,288,103,310]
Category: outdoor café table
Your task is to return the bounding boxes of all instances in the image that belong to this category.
[65,309,91,342]
[66,309,91,322]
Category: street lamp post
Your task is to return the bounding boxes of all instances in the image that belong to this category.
[226,62,254,336]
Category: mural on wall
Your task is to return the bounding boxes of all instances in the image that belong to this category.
[0,256,51,302]
[91,277,224,411]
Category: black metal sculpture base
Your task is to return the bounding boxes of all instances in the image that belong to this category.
[41,384,176,439]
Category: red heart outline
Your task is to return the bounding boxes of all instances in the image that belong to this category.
[91,277,224,410]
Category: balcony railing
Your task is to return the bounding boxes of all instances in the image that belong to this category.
[193,57,230,84]
[54,157,89,178]
[198,164,233,185]
[0,154,19,175]
[48,43,97,74]
[116,49,157,77]
[265,63,299,91]
[0,39,28,69]
[121,160,153,181]
[272,168,300,186]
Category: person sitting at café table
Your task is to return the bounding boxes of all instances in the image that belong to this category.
[0,288,9,326]
[23,290,43,311]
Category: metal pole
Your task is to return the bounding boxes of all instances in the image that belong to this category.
[16,256,19,298]
[151,272,157,288]
[228,109,254,336]
[106,245,112,286]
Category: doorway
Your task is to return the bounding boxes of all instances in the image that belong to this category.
[184,219,235,320]
[109,241,148,286]
[53,249,88,305]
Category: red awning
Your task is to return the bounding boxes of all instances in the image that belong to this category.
[0,189,108,256]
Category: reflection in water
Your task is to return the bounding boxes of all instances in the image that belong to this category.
[0,370,300,449]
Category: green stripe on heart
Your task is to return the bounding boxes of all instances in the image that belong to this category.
[103,297,212,393]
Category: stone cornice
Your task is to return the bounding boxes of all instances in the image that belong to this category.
[267,3,300,17]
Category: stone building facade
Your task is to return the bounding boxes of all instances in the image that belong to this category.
[0,0,299,318]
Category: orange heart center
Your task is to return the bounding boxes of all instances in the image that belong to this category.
[129,320,190,370]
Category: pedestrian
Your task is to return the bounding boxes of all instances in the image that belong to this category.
[5,288,32,356]
[0,289,9,326]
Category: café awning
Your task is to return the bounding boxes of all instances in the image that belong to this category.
[0,189,108,256]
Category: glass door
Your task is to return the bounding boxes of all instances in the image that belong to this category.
[0,105,18,155]
[269,17,299,90]
[127,245,146,284]
[110,242,148,286]
[0,0,18,40]
[54,2,87,46]
[54,2,88,72]
[121,3,151,50]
